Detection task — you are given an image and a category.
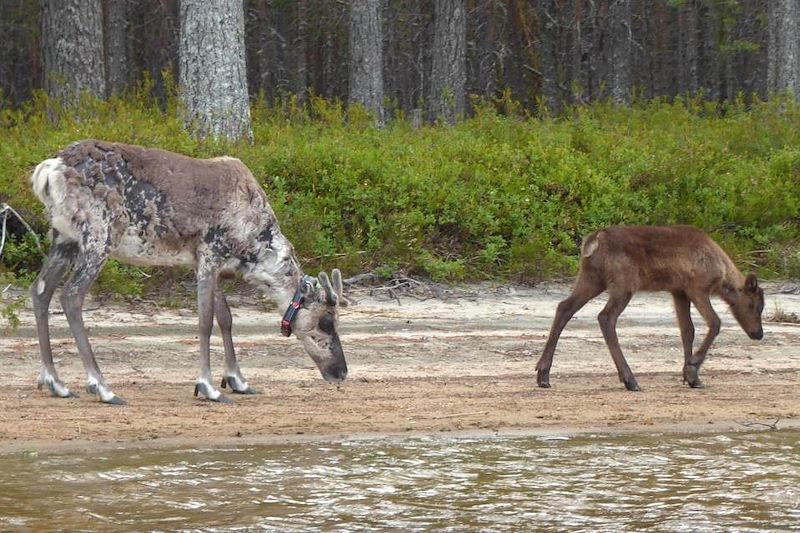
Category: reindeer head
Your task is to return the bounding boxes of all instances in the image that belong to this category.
[289,269,348,383]
[724,273,765,340]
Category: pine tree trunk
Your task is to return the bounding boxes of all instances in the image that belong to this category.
[179,0,252,141]
[104,0,129,96]
[349,0,385,125]
[535,0,563,114]
[470,0,497,97]
[609,0,631,105]
[41,0,106,103]
[428,0,466,124]
[768,0,800,97]
[678,1,699,95]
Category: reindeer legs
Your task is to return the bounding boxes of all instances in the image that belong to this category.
[536,278,604,388]
[60,250,125,404]
[215,290,257,394]
[672,291,702,388]
[31,238,79,398]
[193,260,230,403]
[597,290,640,391]
[682,290,721,388]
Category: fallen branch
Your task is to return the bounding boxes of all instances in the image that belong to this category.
[410,410,490,420]
[0,203,45,258]
[343,271,479,304]
[735,417,781,431]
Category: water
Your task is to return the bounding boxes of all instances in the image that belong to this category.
[0,430,797,531]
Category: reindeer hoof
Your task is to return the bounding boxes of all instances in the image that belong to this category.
[221,376,258,395]
[194,381,231,403]
[211,394,232,404]
[536,370,551,388]
[42,380,78,398]
[623,378,641,392]
[683,365,704,388]
[103,395,126,405]
[51,387,79,399]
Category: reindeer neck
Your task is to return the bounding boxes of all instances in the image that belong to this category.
[716,252,748,304]
[241,231,305,312]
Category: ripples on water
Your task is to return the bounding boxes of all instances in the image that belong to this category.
[0,430,797,531]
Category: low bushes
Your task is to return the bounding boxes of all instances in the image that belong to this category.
[2,90,800,300]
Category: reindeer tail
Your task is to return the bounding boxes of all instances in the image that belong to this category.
[30,158,69,209]
[581,230,602,258]
[30,157,80,241]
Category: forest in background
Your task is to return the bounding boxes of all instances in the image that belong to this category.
[0,0,791,115]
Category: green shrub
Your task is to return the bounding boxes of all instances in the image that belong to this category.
[3,89,800,298]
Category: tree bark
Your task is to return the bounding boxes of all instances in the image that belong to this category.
[428,0,466,124]
[104,0,129,96]
[349,0,385,125]
[609,0,631,105]
[768,0,800,98]
[534,0,563,114]
[41,0,106,103]
[179,0,252,142]
[469,0,497,98]
[678,0,699,96]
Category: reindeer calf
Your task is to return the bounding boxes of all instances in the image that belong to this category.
[535,225,764,391]
[30,140,348,404]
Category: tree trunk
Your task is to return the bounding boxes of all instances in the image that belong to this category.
[469,0,497,98]
[678,1,699,96]
[41,0,106,103]
[535,0,563,114]
[768,0,800,97]
[349,0,385,125]
[104,0,129,96]
[129,0,179,105]
[383,0,432,116]
[609,0,631,105]
[179,0,252,142]
[428,0,466,124]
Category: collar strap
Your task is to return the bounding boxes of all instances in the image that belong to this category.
[281,275,313,336]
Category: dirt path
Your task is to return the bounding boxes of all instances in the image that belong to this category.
[1,282,799,453]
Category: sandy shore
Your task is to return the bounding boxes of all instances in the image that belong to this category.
[1,282,798,454]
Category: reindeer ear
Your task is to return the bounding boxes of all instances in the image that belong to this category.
[331,268,348,307]
[745,273,759,294]
[317,271,338,306]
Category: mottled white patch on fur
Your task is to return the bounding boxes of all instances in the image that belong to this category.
[36,279,45,296]
[244,232,302,305]
[113,229,197,267]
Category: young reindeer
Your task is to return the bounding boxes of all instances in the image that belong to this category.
[30,139,348,404]
[535,225,764,391]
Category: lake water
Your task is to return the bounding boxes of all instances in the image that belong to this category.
[0,430,797,531]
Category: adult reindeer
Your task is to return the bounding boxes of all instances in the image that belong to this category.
[30,140,347,404]
[536,225,764,391]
